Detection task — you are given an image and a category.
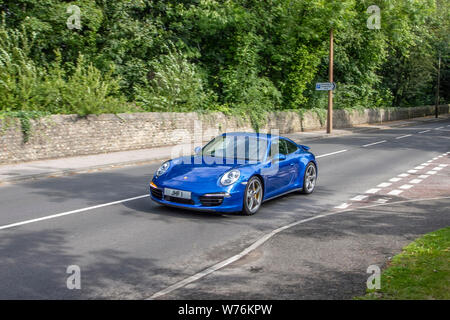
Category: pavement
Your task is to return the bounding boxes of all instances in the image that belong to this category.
[0,115,447,184]
[0,115,449,299]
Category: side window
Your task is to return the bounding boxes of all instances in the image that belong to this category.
[269,139,291,159]
[269,141,279,159]
[285,140,298,154]
[279,140,289,155]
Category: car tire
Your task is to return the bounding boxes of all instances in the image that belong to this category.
[242,176,264,215]
[301,162,317,194]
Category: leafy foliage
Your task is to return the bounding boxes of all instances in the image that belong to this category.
[0,0,448,127]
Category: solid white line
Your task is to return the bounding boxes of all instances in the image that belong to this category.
[316,149,348,158]
[362,140,386,147]
[418,130,431,134]
[396,134,412,139]
[147,196,450,300]
[0,194,149,231]
[435,127,444,130]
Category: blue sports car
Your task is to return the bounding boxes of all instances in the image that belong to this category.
[150,132,317,215]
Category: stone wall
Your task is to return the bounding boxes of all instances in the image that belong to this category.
[0,105,448,164]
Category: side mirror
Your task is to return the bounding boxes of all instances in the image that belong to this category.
[194,146,202,155]
[272,153,286,162]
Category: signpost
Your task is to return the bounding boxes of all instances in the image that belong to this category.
[327,29,334,134]
[315,29,335,134]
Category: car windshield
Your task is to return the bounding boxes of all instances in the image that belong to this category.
[202,135,268,162]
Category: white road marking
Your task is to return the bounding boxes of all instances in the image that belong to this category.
[427,160,433,163]
[420,163,430,166]
[426,170,438,175]
[147,196,450,300]
[389,177,402,182]
[377,182,392,188]
[350,195,368,201]
[432,167,443,171]
[418,175,430,179]
[362,140,387,147]
[399,184,413,190]
[365,188,381,194]
[414,166,425,170]
[374,198,390,204]
[388,189,403,196]
[398,173,410,177]
[335,203,350,209]
[407,170,418,174]
[0,194,149,231]
[435,127,444,130]
[433,157,438,160]
[316,149,348,158]
[396,134,412,139]
[439,164,448,167]
[409,179,422,184]
[418,130,431,133]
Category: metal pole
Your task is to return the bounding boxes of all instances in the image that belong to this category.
[327,29,334,134]
[435,53,441,118]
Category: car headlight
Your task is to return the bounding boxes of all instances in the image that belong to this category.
[220,169,240,186]
[155,161,170,177]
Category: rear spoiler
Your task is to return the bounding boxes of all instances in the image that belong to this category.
[298,144,310,151]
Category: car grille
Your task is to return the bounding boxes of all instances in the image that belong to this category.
[199,195,224,207]
[164,196,195,205]
[150,187,163,199]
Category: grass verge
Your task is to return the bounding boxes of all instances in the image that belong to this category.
[357,227,450,300]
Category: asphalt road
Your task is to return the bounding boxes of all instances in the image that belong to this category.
[0,117,449,299]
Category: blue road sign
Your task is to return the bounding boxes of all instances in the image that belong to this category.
[315,82,336,91]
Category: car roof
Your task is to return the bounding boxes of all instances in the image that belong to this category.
[220,132,294,143]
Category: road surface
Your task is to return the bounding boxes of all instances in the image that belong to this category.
[0,117,449,299]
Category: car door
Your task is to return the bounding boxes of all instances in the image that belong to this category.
[283,139,301,187]
[263,139,296,197]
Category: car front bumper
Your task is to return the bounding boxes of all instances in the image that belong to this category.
[149,181,246,213]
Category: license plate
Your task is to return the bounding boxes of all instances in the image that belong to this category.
[164,188,191,199]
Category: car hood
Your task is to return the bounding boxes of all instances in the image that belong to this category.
[163,156,246,184]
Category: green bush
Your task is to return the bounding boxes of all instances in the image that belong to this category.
[134,43,212,112]
[0,0,448,119]
[0,23,130,116]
